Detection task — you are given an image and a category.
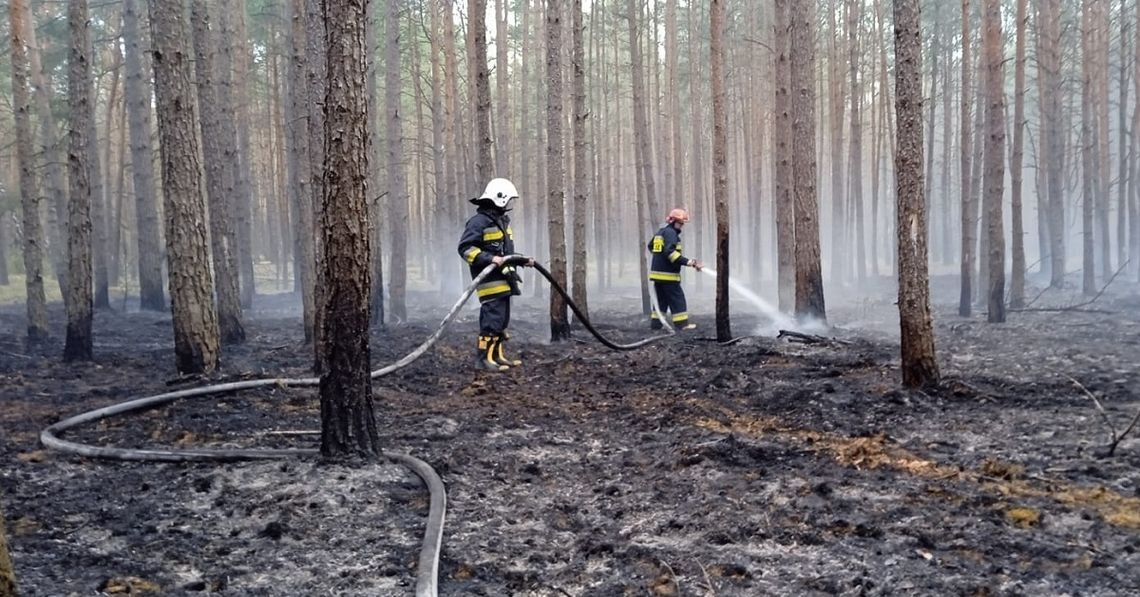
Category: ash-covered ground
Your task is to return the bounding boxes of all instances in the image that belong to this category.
[1,274,1139,596]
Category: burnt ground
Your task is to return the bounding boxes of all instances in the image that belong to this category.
[1,274,1139,596]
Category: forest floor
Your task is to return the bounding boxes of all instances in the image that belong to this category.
[2,273,1140,596]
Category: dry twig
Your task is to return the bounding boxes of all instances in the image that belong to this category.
[1067,375,1140,457]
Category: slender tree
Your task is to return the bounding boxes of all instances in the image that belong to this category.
[774,0,795,312]
[320,0,380,458]
[470,0,494,178]
[150,0,221,374]
[894,0,940,387]
[983,0,1006,322]
[790,0,826,322]
[192,0,246,345]
[9,0,49,343]
[123,0,166,311]
[387,0,408,321]
[289,0,317,343]
[848,0,866,283]
[960,0,976,316]
[547,0,570,340]
[571,0,590,318]
[65,0,95,361]
[627,0,662,224]
[1082,0,1097,295]
[711,0,730,341]
[1010,0,1027,308]
[1038,0,1066,287]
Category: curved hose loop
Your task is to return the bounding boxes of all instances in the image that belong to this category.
[40,262,505,596]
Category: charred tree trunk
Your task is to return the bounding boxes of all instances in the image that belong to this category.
[982,0,1006,322]
[150,0,221,374]
[9,0,49,343]
[774,0,795,312]
[791,0,826,322]
[711,0,730,341]
[387,0,408,322]
[65,0,95,360]
[894,0,940,387]
[192,0,246,344]
[123,0,166,311]
[571,0,590,318]
[319,0,380,459]
[547,0,570,340]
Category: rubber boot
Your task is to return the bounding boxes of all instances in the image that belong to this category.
[476,335,508,371]
[493,334,522,367]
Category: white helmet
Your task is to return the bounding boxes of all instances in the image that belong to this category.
[473,177,519,209]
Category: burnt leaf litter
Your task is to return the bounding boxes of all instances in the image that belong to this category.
[1,276,1139,596]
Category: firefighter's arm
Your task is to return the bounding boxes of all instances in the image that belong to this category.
[458,219,495,269]
[662,228,691,267]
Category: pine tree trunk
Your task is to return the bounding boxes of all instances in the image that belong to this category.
[1133,0,1140,281]
[894,0,940,388]
[689,2,707,287]
[430,0,448,295]
[367,2,385,325]
[192,0,246,345]
[470,0,494,179]
[982,0,1006,322]
[306,0,328,371]
[150,0,221,374]
[627,0,661,226]
[848,0,866,282]
[1118,8,1130,273]
[289,0,317,343]
[1093,0,1111,281]
[65,0,95,360]
[547,0,570,340]
[1082,0,1097,295]
[87,43,110,311]
[0,501,15,597]
[227,0,258,309]
[791,0,826,322]
[319,0,380,459]
[122,0,166,311]
[1010,0,1027,308]
[387,0,408,322]
[774,0,795,312]
[711,0,730,341]
[959,0,975,316]
[1039,0,1067,287]
[828,0,847,284]
[9,0,49,343]
[571,0,589,318]
[495,0,510,176]
[26,19,69,302]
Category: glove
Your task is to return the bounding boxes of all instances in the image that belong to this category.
[690,259,704,271]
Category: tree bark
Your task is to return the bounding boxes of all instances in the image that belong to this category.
[790,0,826,322]
[227,0,258,309]
[9,0,49,343]
[1009,0,1027,308]
[320,0,380,459]
[547,0,570,340]
[65,0,95,360]
[192,0,246,345]
[627,0,661,226]
[387,0,408,322]
[894,0,940,388]
[774,0,795,312]
[982,0,1006,322]
[0,501,15,597]
[289,0,317,344]
[571,0,590,318]
[495,0,510,176]
[959,0,976,315]
[122,0,166,311]
[150,0,221,374]
[1082,0,1097,295]
[711,0,730,341]
[848,0,866,282]
[1038,0,1067,287]
[470,0,494,179]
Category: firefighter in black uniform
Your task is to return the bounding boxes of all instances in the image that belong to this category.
[458,178,532,371]
[648,208,702,330]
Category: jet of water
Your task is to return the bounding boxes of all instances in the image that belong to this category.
[698,267,797,332]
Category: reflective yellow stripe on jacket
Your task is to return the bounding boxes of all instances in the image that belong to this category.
[477,280,512,298]
[649,271,682,282]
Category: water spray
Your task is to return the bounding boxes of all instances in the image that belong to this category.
[696,267,797,332]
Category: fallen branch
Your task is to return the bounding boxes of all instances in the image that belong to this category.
[777,330,850,346]
[1067,375,1140,457]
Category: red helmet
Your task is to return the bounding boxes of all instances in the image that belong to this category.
[667,208,690,224]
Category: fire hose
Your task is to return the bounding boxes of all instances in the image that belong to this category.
[40,254,674,596]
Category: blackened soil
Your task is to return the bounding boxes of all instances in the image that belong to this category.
[2,278,1139,596]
